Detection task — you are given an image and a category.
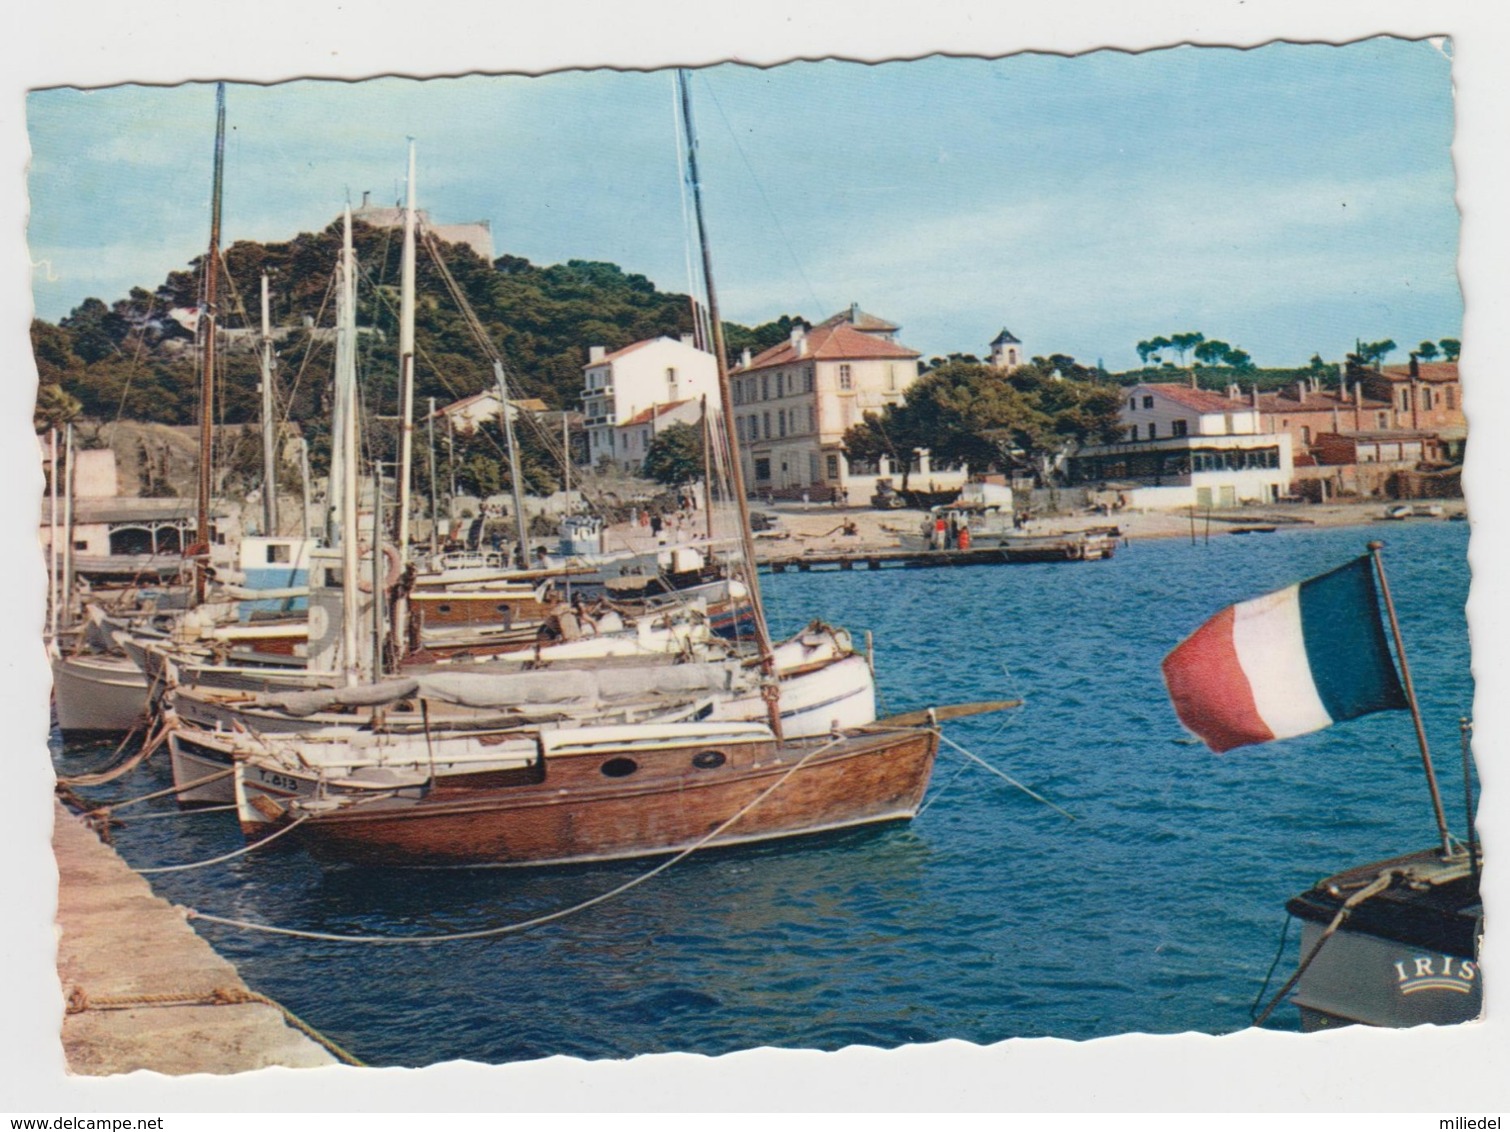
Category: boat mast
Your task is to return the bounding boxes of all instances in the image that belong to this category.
[62,423,74,629]
[337,208,362,686]
[493,360,531,567]
[393,142,418,648]
[195,81,227,603]
[676,68,781,736]
[48,429,58,640]
[258,271,279,535]
[397,141,418,563]
[1368,540,1452,857]
[428,396,439,556]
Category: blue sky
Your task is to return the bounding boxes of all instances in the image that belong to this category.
[27,38,1459,372]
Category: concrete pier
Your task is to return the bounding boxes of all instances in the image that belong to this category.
[54,801,338,1074]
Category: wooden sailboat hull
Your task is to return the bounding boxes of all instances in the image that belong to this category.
[284,727,938,868]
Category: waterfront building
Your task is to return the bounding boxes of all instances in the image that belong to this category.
[580,336,719,470]
[1364,360,1466,442]
[730,304,927,498]
[1068,382,1293,508]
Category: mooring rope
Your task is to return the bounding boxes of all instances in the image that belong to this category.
[64,984,365,1067]
[57,706,171,788]
[111,803,238,821]
[186,733,851,945]
[1251,868,1398,1027]
[137,815,309,875]
[78,766,233,813]
[1249,912,1294,1023]
[933,730,1077,821]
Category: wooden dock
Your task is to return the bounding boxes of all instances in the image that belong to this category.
[759,534,1120,573]
[54,801,339,1074]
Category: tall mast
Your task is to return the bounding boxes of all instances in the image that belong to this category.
[397,141,418,561]
[493,361,531,567]
[428,396,439,556]
[676,68,781,735]
[48,429,59,640]
[258,271,279,535]
[393,142,419,649]
[195,81,227,603]
[337,208,362,686]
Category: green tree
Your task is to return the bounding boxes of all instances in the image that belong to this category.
[1170,331,1205,366]
[1194,339,1232,367]
[1439,338,1461,362]
[641,421,704,488]
[1416,340,1440,362]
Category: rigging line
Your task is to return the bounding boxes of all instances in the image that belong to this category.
[933,730,1077,821]
[110,293,161,423]
[137,814,310,874]
[186,733,852,945]
[277,273,337,428]
[1249,912,1294,1023]
[697,72,827,319]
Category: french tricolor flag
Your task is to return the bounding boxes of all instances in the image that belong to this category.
[1162,556,1408,753]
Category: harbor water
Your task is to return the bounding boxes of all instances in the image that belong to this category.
[54,520,1475,1066]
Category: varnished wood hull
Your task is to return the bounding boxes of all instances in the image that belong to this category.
[287,727,938,868]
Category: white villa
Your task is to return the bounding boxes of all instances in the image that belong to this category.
[580,336,719,471]
[1068,382,1294,509]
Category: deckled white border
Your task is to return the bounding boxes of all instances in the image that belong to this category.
[4,0,1505,1115]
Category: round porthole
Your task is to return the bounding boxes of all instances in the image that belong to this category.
[692,750,726,770]
[601,757,638,778]
[436,603,452,615]
[495,604,511,614]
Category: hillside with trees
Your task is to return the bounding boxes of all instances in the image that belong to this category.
[32,221,801,440]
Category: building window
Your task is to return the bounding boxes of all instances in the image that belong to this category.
[762,376,769,400]
[886,365,897,391]
[807,406,815,433]
[1127,425,1139,441]
[1446,386,1457,410]
[1142,395,1154,409]
[839,364,853,390]
[809,453,820,483]
[1301,425,1311,445]
[1400,389,1410,411]
[1422,388,1433,411]
[779,411,787,438]
[1128,397,1136,412]
[666,367,677,387]
[1171,419,1188,438]
[1147,422,1157,439]
[1378,412,1389,428]
[826,454,839,479]
[763,412,771,439]
[754,457,771,481]
[805,368,814,393]
[776,372,784,397]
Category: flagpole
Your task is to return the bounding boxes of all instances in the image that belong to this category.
[1367,540,1452,857]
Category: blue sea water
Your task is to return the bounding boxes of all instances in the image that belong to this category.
[55,521,1476,1066]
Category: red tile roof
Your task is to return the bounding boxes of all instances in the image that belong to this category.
[584,338,659,368]
[1136,383,1244,414]
[1253,389,1390,412]
[618,399,694,427]
[815,306,899,333]
[1380,362,1460,384]
[735,323,919,372]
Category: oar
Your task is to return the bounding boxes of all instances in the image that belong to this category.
[867,699,1023,729]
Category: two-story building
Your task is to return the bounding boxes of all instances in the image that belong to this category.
[1068,382,1293,509]
[430,392,549,437]
[580,336,719,471]
[729,304,923,497]
[614,399,704,473]
[1364,360,1466,444]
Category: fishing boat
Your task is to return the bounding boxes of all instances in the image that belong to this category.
[214,71,943,866]
[1282,845,1481,1030]
[1163,541,1481,1031]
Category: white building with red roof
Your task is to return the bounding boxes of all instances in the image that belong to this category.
[729,303,924,496]
[580,335,718,470]
[613,399,703,473]
[1069,381,1293,509]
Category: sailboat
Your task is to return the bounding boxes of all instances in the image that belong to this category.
[218,71,945,865]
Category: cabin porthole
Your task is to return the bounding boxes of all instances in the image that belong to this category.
[692,750,726,770]
[601,757,639,778]
[436,603,452,615]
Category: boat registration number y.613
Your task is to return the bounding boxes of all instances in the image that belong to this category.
[253,769,302,793]
[1393,954,1477,995]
